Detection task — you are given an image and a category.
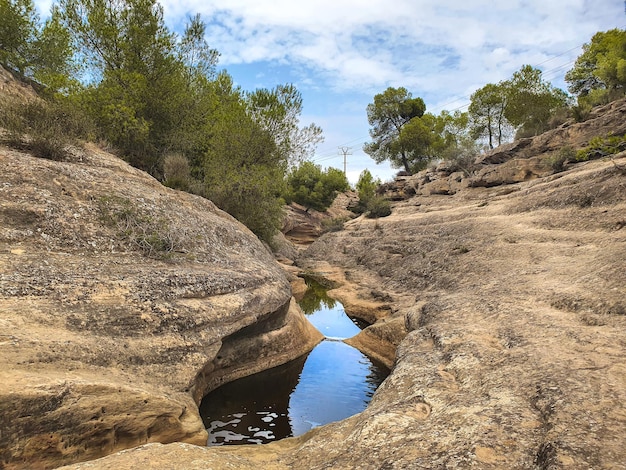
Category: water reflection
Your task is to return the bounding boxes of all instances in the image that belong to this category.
[199,354,307,445]
[298,278,336,314]
[199,279,389,446]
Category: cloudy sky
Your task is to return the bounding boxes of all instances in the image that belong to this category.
[36,0,626,183]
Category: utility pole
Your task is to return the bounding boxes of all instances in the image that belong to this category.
[338,147,352,176]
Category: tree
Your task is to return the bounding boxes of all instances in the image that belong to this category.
[285,161,349,212]
[0,0,38,74]
[396,113,437,172]
[565,29,626,104]
[201,73,285,242]
[0,0,74,92]
[355,169,379,206]
[179,13,219,83]
[504,65,569,137]
[30,6,76,93]
[246,84,323,167]
[469,83,509,149]
[59,0,189,170]
[364,87,426,173]
[434,110,478,161]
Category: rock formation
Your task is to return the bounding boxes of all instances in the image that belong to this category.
[0,144,322,469]
[2,63,625,468]
[52,102,626,469]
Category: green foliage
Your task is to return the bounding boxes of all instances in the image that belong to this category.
[504,65,570,138]
[356,169,379,205]
[179,12,219,81]
[469,82,510,149]
[285,161,349,212]
[545,146,576,172]
[365,195,391,218]
[298,278,337,315]
[0,0,39,74]
[575,134,626,162]
[364,87,427,173]
[246,84,324,167]
[365,88,478,173]
[566,29,626,99]
[0,0,74,91]
[200,80,286,242]
[469,66,570,143]
[205,164,285,243]
[58,0,188,170]
[0,96,93,160]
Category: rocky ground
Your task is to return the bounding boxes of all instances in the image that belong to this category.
[1,62,625,468]
[54,101,626,470]
[0,144,321,469]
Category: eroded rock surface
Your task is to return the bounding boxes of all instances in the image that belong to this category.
[62,149,626,469]
[0,146,321,469]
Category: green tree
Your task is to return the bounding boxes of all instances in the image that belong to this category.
[396,113,438,172]
[355,169,379,205]
[30,6,76,93]
[201,73,285,242]
[0,0,74,92]
[504,65,569,137]
[59,0,187,170]
[364,87,426,173]
[285,161,349,212]
[469,83,509,149]
[566,29,626,101]
[179,13,219,83]
[0,0,38,74]
[246,84,323,167]
[434,109,478,161]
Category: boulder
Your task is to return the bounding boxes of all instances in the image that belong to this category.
[0,145,322,469]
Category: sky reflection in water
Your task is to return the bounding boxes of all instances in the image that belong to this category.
[199,280,388,446]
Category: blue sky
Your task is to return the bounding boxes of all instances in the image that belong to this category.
[35,0,626,184]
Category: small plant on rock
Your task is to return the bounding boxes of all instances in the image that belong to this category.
[545,146,576,172]
[365,195,392,218]
[0,98,93,160]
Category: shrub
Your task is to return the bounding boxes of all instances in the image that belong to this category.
[97,196,184,259]
[162,153,192,191]
[284,161,349,212]
[545,146,576,172]
[0,97,93,160]
[321,217,348,233]
[576,134,626,162]
[572,102,592,122]
[365,195,391,218]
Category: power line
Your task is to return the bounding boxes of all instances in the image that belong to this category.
[338,146,352,175]
[311,41,587,163]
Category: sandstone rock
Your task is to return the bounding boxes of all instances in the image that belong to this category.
[468,155,551,187]
[52,147,626,470]
[0,145,321,469]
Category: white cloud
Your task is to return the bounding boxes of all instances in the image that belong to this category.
[156,0,622,106]
[32,0,624,180]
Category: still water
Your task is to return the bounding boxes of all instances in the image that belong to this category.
[199,279,389,446]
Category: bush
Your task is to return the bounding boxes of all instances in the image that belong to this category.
[545,146,576,172]
[576,134,626,162]
[365,195,391,218]
[97,196,185,259]
[284,161,350,212]
[0,97,93,160]
[163,153,192,191]
[321,217,348,233]
[572,102,592,122]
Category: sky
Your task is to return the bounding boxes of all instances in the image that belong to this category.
[35,0,626,184]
